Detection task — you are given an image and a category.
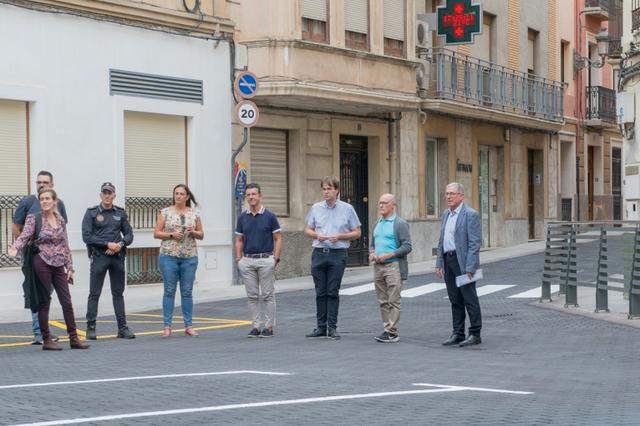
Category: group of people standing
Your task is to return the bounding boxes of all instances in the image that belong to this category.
[235,176,483,347]
[9,171,203,350]
[9,171,482,350]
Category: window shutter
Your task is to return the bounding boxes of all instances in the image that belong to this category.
[345,0,368,34]
[383,0,405,41]
[0,100,28,195]
[301,0,327,22]
[250,128,288,216]
[124,111,186,198]
[527,39,535,71]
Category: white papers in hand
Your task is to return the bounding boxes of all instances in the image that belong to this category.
[455,269,483,287]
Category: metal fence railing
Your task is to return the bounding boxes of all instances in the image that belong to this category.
[423,47,565,123]
[0,195,24,268]
[126,247,162,285]
[586,86,616,122]
[542,221,640,318]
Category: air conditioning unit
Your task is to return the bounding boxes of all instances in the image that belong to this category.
[416,18,432,49]
[416,60,429,90]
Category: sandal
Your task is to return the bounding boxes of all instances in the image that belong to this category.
[161,327,171,338]
[185,326,199,337]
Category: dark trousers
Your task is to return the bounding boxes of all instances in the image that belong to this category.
[86,253,127,329]
[444,253,482,337]
[32,255,78,339]
[310,249,347,330]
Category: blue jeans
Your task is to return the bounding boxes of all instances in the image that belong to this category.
[32,311,40,336]
[159,254,198,327]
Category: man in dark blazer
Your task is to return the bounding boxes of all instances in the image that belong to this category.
[435,182,482,347]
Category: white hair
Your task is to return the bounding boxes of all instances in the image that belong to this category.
[446,182,465,195]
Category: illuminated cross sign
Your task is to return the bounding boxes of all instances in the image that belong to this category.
[437,0,482,45]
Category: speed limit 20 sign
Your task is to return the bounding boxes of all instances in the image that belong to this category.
[236,100,259,128]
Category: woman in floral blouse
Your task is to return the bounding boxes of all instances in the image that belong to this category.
[8,189,89,351]
[154,184,204,338]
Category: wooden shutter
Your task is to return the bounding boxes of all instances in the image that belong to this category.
[124,111,185,198]
[250,128,288,216]
[301,0,327,21]
[383,0,405,41]
[0,100,28,195]
[345,0,368,34]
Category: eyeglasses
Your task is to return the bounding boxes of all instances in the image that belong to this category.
[445,192,461,197]
[36,181,51,185]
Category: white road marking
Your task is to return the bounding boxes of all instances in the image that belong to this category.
[475,285,516,297]
[610,274,624,280]
[0,371,292,390]
[412,383,534,395]
[508,285,560,299]
[339,283,374,295]
[444,284,515,299]
[14,383,532,425]
[401,283,446,298]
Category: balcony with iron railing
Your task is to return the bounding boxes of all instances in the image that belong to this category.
[633,0,640,32]
[585,85,617,125]
[420,48,565,127]
[585,0,610,20]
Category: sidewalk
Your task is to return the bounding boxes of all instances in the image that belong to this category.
[0,240,547,324]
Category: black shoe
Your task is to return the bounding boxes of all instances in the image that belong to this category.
[260,328,274,338]
[305,328,327,338]
[459,335,481,347]
[248,328,261,338]
[327,328,341,340]
[31,334,43,345]
[117,327,136,339]
[86,326,97,340]
[375,331,399,343]
[442,333,465,346]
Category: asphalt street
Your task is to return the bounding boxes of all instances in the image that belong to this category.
[0,250,639,425]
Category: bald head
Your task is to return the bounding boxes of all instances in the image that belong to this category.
[378,193,396,218]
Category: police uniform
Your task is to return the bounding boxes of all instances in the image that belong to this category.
[81,188,134,338]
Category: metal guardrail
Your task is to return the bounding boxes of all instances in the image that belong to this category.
[0,195,23,268]
[542,221,640,318]
[424,47,565,123]
[585,0,609,12]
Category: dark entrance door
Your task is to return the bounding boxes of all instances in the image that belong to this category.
[612,147,622,220]
[588,146,595,221]
[528,150,535,239]
[340,136,368,266]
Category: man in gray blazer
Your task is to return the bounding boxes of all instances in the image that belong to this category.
[435,182,482,347]
[369,193,412,343]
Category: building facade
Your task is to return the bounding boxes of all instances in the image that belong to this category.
[0,1,235,307]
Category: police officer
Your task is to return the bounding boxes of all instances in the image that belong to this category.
[82,182,135,340]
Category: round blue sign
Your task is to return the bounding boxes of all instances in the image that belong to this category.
[235,72,258,98]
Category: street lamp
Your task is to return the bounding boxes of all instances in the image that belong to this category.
[574,29,609,71]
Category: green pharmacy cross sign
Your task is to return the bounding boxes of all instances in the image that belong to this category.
[437,0,482,45]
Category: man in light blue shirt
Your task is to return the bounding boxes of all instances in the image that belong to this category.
[305,176,361,340]
[369,193,411,343]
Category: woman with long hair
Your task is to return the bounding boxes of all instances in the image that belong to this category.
[8,188,89,350]
[154,184,204,338]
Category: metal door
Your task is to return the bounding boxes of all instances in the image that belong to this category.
[340,136,369,266]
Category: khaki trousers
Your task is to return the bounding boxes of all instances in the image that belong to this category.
[238,256,277,329]
[373,261,402,335]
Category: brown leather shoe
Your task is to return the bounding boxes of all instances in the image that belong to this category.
[69,336,90,350]
[42,337,63,351]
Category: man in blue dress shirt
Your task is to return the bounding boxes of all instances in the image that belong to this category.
[304,176,361,340]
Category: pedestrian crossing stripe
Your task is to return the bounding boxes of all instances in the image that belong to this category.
[401,283,446,298]
[340,283,557,299]
[339,283,374,295]
[508,285,560,299]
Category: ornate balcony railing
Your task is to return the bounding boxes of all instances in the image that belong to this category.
[633,0,640,32]
[126,247,162,285]
[423,48,565,123]
[125,196,172,229]
[585,0,609,12]
[586,86,616,123]
[0,195,23,268]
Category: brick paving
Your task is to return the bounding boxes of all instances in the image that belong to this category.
[0,250,639,425]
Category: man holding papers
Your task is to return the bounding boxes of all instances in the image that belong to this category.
[435,182,483,347]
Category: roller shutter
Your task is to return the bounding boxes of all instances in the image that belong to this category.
[250,128,288,216]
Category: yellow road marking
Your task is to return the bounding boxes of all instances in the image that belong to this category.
[0,316,250,347]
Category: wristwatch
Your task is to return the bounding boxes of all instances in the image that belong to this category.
[169,233,174,239]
